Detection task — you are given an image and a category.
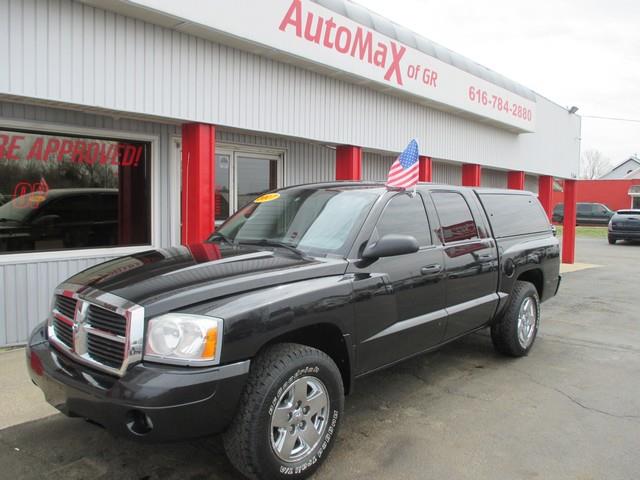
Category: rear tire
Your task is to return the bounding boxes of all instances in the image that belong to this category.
[223,343,344,480]
[608,236,616,245]
[491,281,540,357]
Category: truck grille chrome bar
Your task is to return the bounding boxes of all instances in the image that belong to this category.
[47,283,144,377]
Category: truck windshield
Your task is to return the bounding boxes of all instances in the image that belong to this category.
[0,194,40,223]
[213,188,380,257]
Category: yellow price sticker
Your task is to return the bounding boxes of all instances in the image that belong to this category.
[254,193,280,203]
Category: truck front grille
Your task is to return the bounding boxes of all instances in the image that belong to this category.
[53,317,73,349]
[55,295,77,319]
[86,305,127,337]
[48,284,144,377]
[87,333,126,369]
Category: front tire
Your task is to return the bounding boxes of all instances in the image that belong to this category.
[224,343,344,480]
[608,236,616,245]
[491,281,540,357]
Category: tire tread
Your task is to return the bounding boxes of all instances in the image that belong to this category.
[224,343,341,480]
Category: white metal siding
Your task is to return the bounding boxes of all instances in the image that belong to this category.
[362,152,395,182]
[433,162,462,186]
[481,169,508,189]
[0,0,580,178]
[216,131,335,185]
[0,100,179,346]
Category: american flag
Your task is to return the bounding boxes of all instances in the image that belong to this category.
[386,139,420,190]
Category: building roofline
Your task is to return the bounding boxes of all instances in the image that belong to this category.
[316,0,535,101]
[600,156,640,178]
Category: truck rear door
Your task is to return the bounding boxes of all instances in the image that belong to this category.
[430,189,500,340]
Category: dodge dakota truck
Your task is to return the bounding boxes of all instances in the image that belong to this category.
[27,182,560,479]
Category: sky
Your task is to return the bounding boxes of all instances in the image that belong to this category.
[355,0,640,171]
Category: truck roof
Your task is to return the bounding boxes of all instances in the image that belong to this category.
[280,181,536,196]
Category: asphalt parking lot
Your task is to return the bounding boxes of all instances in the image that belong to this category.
[1,237,638,480]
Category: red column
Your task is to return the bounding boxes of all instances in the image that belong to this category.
[538,175,554,221]
[507,171,525,190]
[419,156,433,182]
[335,145,362,180]
[181,123,215,245]
[562,179,577,264]
[462,163,481,186]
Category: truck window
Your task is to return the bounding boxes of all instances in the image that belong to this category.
[479,193,550,238]
[577,204,591,215]
[431,192,479,243]
[375,194,431,246]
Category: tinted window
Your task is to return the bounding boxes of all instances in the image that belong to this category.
[37,195,91,222]
[577,204,591,215]
[431,192,479,243]
[592,204,609,215]
[479,193,550,238]
[375,194,431,246]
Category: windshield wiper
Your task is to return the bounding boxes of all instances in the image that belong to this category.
[208,232,236,246]
[239,239,306,257]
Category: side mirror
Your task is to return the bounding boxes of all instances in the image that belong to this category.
[362,234,419,260]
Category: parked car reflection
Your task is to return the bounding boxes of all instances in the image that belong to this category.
[0,188,118,252]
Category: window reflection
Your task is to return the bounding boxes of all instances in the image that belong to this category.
[236,156,278,209]
[0,130,150,253]
[432,192,479,243]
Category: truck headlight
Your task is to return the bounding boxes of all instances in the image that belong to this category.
[144,313,223,366]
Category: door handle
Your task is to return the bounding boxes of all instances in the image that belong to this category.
[421,264,442,275]
[476,253,494,260]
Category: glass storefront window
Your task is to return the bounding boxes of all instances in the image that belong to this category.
[0,129,151,254]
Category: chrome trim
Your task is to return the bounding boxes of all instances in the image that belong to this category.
[47,282,145,377]
[364,309,447,343]
[214,359,251,380]
[84,325,127,343]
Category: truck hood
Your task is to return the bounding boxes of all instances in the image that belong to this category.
[67,243,348,316]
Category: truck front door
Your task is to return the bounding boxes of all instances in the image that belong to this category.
[349,192,446,374]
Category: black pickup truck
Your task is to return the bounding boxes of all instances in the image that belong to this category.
[27,182,560,480]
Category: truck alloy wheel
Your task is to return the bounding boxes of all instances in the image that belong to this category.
[224,343,344,480]
[516,297,538,349]
[491,280,540,357]
[270,376,330,462]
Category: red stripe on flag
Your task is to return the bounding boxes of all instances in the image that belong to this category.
[387,162,418,188]
[388,162,418,182]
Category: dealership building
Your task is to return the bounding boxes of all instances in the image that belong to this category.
[0,0,581,347]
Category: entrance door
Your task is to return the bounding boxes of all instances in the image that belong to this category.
[214,148,282,225]
[235,154,279,209]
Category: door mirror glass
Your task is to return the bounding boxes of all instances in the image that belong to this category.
[362,234,419,259]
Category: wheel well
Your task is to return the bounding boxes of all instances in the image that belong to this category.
[517,269,544,298]
[262,324,352,395]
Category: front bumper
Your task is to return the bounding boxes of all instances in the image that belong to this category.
[26,322,249,442]
[608,230,640,240]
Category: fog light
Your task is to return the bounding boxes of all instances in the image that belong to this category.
[126,410,153,436]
